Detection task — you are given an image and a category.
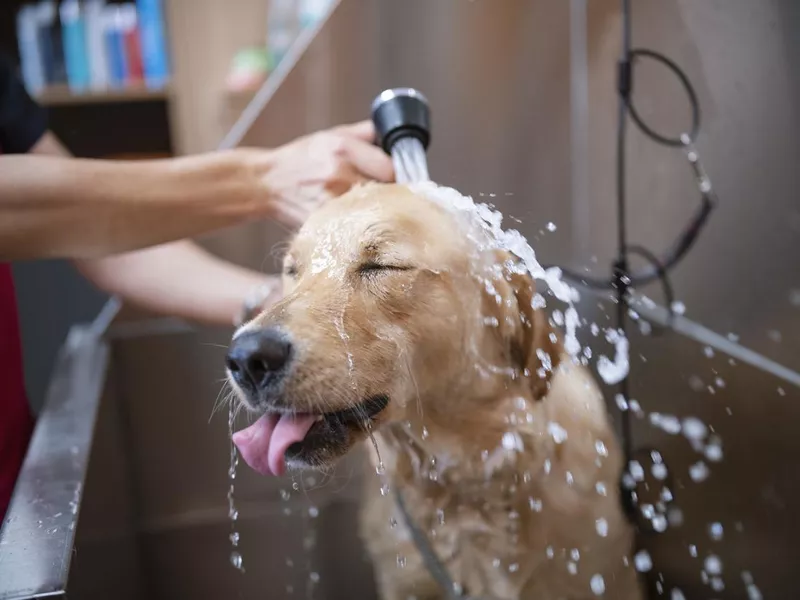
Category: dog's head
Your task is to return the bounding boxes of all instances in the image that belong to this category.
[228,183,559,476]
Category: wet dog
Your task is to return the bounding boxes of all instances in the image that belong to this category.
[227,183,642,600]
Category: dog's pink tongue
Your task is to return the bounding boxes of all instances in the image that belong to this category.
[232,413,316,477]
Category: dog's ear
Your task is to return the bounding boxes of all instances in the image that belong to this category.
[491,251,562,400]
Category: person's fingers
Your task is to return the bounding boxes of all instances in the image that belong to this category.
[341,137,395,182]
[333,120,377,142]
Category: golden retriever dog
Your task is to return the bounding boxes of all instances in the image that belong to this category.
[227,183,642,600]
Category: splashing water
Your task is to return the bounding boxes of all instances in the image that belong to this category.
[590,573,606,595]
[634,550,653,573]
[408,181,593,369]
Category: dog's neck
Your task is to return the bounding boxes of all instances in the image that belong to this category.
[374,383,555,504]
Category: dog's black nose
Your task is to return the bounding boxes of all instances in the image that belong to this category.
[226,328,292,391]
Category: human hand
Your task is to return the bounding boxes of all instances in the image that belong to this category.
[242,120,395,230]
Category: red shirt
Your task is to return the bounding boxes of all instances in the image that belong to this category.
[0,264,33,518]
[0,52,47,518]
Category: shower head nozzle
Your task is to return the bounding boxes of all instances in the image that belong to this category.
[370,88,431,155]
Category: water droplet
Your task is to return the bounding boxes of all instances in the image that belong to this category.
[671,588,686,600]
[286,557,294,567]
[667,507,684,527]
[376,462,386,475]
[309,572,320,583]
[746,582,763,600]
[688,375,705,392]
[546,222,557,232]
[652,463,668,480]
[595,481,608,496]
[682,417,708,441]
[778,386,786,396]
[704,554,722,575]
[688,544,698,558]
[397,554,407,568]
[595,518,609,537]
[652,514,668,532]
[634,550,653,572]
[714,377,726,389]
[286,584,294,594]
[709,522,724,541]
[280,489,291,501]
[689,461,710,482]
[705,442,723,462]
[767,329,782,343]
[421,426,429,440]
[529,497,543,512]
[229,509,239,521]
[590,573,606,595]
[567,561,578,575]
[502,431,524,451]
[595,440,608,456]
[389,517,397,528]
[308,506,319,518]
[670,301,686,315]
[628,460,645,481]
[229,532,240,546]
[230,552,243,570]
[703,346,715,358]
[380,484,390,496]
[509,562,519,573]
[570,548,581,561]
[614,394,629,411]
[437,508,445,525]
[546,546,554,559]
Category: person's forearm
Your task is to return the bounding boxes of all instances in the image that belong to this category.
[0,151,265,261]
[75,240,281,327]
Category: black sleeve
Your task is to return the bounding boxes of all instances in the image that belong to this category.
[0,53,48,154]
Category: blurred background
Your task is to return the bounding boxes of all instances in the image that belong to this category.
[2,0,330,414]
[1,1,799,599]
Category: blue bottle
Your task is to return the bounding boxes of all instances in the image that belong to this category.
[103,5,127,88]
[136,0,170,88]
[60,0,90,91]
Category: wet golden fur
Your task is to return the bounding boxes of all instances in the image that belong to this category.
[247,183,642,599]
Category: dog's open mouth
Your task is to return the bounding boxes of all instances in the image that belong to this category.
[232,395,389,476]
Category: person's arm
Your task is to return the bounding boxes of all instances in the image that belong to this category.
[29,132,275,326]
[74,241,280,326]
[1,119,392,263]
[0,149,267,261]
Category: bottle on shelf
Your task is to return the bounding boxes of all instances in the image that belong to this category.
[60,0,91,92]
[136,0,170,89]
[16,5,46,94]
[85,0,109,91]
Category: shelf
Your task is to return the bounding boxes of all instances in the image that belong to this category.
[34,83,171,107]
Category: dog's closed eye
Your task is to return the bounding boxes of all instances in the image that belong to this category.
[358,262,413,276]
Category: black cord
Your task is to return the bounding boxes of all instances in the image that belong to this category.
[549,5,715,291]
[545,0,718,529]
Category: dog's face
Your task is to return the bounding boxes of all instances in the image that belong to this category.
[228,184,557,476]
